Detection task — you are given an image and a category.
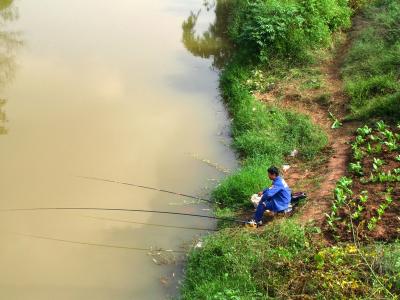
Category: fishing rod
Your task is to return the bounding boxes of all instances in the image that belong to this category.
[0,207,248,224]
[6,231,186,253]
[82,215,218,231]
[76,175,214,204]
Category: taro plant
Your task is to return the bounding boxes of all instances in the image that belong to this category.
[329,112,342,129]
[382,129,394,141]
[357,125,372,137]
[374,171,395,183]
[373,143,382,154]
[377,203,388,220]
[396,155,400,162]
[373,190,394,227]
[372,158,384,172]
[351,191,368,221]
[336,177,353,194]
[368,134,382,142]
[351,204,364,220]
[326,212,341,230]
[368,217,378,231]
[366,143,373,154]
[385,194,393,205]
[384,140,398,151]
[359,190,368,203]
[355,135,366,145]
[328,177,353,231]
[349,161,363,176]
[353,148,364,161]
[376,120,387,132]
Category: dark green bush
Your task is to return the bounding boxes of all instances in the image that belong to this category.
[227,0,352,62]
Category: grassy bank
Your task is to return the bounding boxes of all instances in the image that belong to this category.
[212,62,327,208]
[342,0,400,121]
[182,220,400,299]
[180,0,400,299]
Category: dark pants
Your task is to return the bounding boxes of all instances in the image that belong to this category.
[254,200,274,223]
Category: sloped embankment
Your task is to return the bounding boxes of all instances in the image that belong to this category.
[180,0,400,299]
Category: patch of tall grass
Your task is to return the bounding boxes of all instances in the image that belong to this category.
[343,0,400,121]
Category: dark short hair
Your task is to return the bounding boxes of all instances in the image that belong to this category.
[267,166,279,176]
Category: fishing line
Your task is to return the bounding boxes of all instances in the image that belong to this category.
[76,175,214,203]
[82,215,218,231]
[0,207,247,224]
[5,231,185,253]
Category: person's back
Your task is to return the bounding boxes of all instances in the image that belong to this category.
[266,175,291,212]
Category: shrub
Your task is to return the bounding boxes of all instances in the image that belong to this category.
[227,0,351,62]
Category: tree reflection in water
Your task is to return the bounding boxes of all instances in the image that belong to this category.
[181,0,232,69]
[0,0,22,135]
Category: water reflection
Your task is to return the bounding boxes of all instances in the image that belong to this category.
[0,0,22,134]
[0,99,6,134]
[181,0,231,69]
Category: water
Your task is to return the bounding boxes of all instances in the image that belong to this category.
[0,1,235,299]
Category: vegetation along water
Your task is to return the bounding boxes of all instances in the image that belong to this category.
[0,1,237,299]
[0,0,399,299]
[180,0,400,299]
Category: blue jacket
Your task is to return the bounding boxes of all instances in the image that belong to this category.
[261,176,291,212]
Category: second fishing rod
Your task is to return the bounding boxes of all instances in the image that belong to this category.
[1,207,248,224]
[77,175,215,204]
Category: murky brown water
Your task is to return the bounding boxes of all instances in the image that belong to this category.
[0,1,235,299]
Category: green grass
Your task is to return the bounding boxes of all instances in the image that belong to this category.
[211,62,328,207]
[180,220,400,299]
[179,0,400,299]
[227,0,352,63]
[342,0,400,121]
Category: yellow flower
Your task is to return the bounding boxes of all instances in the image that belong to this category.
[346,245,358,254]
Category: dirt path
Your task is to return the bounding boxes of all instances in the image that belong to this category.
[296,40,357,224]
[257,30,361,225]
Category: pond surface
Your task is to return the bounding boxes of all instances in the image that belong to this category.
[0,1,235,299]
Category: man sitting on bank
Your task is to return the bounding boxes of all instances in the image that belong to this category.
[248,166,291,227]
